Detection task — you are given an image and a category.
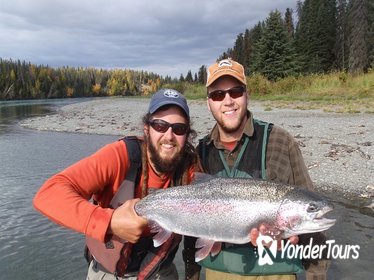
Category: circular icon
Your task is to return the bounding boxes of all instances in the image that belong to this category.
[163,89,179,98]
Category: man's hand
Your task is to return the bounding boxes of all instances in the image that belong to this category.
[109,198,148,243]
[250,224,299,249]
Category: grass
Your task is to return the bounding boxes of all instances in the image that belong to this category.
[182,71,374,113]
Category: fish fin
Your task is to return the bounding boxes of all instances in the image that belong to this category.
[210,242,222,257]
[194,238,215,262]
[193,172,215,184]
[149,222,172,247]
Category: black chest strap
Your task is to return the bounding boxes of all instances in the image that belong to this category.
[110,136,142,208]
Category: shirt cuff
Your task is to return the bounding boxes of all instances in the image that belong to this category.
[85,206,114,241]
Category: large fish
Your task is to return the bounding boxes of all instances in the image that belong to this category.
[135,175,335,261]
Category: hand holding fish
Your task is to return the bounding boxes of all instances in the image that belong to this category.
[249,224,299,250]
[110,198,148,243]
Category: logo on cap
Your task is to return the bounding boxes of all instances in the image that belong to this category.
[163,89,179,98]
[218,59,232,68]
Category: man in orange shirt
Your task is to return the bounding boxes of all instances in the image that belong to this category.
[33,89,200,280]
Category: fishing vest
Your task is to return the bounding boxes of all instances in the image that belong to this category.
[199,119,271,179]
[197,119,304,275]
[86,136,182,280]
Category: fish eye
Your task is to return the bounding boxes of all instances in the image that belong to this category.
[307,202,319,212]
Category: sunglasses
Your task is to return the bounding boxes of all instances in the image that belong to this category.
[208,86,246,102]
[149,119,189,136]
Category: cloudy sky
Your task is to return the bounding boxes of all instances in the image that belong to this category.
[0,0,298,78]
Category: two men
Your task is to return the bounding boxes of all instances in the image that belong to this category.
[34,59,328,280]
[33,89,200,279]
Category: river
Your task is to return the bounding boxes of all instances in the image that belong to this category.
[0,99,372,279]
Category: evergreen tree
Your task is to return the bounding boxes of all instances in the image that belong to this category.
[252,10,298,81]
[347,0,370,73]
[232,33,245,66]
[247,22,265,74]
[368,0,374,68]
[319,0,338,71]
[185,70,193,83]
[335,0,348,70]
[219,48,233,61]
[284,8,295,38]
[243,29,252,73]
[197,65,207,84]
[295,0,337,73]
[296,0,304,23]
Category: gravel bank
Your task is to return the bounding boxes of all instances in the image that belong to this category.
[20,97,374,201]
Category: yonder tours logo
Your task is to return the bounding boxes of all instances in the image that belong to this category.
[255,234,360,266]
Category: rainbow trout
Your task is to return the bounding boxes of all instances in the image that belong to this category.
[135,175,335,261]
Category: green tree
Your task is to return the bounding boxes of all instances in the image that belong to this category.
[252,10,298,81]
[242,29,252,73]
[247,22,264,74]
[335,0,348,70]
[368,0,374,68]
[347,0,370,73]
[232,33,245,66]
[284,8,295,38]
[197,65,207,84]
[295,0,337,73]
[218,48,233,61]
[185,70,193,83]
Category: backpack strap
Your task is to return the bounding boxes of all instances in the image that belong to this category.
[110,136,142,208]
[123,136,142,183]
[85,136,142,276]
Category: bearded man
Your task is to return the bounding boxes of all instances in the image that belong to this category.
[34,89,200,280]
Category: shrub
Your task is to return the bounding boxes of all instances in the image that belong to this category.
[247,73,271,96]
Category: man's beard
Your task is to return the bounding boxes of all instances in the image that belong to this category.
[146,136,185,174]
[213,109,248,134]
[215,115,243,133]
[217,119,242,133]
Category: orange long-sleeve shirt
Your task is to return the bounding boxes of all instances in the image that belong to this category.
[33,139,194,242]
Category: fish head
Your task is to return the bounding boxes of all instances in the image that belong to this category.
[276,188,336,238]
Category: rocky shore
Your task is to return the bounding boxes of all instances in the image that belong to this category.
[20,97,374,202]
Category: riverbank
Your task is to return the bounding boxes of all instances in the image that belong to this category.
[20,97,374,202]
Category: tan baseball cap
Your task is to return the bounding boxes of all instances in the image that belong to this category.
[206,58,247,87]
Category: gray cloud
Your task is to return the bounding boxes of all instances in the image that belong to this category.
[0,0,298,77]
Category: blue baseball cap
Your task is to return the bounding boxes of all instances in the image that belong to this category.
[148,88,189,117]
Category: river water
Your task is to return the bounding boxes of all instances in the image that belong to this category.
[0,99,373,279]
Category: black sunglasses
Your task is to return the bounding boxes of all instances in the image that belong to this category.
[149,119,189,136]
[208,86,246,102]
